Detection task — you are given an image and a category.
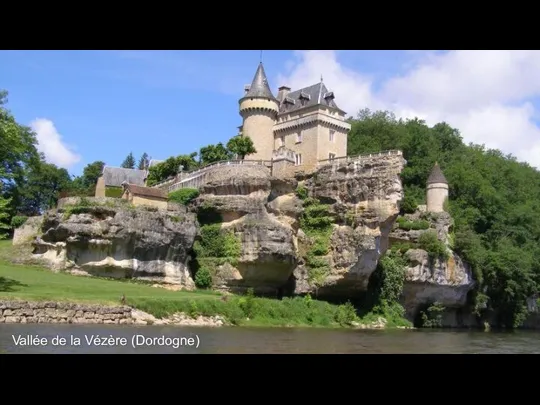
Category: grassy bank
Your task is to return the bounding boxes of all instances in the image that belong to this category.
[0,240,390,328]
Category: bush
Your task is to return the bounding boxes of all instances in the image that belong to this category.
[11,215,28,228]
[418,230,449,260]
[169,188,199,205]
[396,217,430,230]
[194,266,212,289]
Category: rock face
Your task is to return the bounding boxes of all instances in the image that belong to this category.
[12,216,43,246]
[194,165,298,294]
[32,197,198,287]
[389,211,475,322]
[293,155,406,298]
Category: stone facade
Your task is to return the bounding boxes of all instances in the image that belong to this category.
[0,300,133,324]
[121,183,168,210]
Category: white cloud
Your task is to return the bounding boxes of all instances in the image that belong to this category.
[277,50,540,169]
[29,118,81,168]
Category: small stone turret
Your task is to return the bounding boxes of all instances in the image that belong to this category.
[239,63,279,161]
[426,162,449,213]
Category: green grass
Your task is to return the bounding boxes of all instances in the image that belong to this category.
[0,240,370,328]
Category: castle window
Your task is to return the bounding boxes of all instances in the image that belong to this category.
[296,132,302,143]
[280,136,285,146]
[329,153,336,161]
[329,130,335,142]
[295,153,302,166]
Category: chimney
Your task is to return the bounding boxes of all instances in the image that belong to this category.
[244,84,251,94]
[277,85,291,102]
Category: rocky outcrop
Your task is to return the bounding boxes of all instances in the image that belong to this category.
[31,197,198,287]
[194,165,298,294]
[12,216,43,246]
[389,211,475,322]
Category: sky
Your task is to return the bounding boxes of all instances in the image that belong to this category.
[1,50,540,176]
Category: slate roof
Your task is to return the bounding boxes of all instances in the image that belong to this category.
[241,63,278,102]
[278,81,345,115]
[101,166,146,187]
[427,163,448,185]
[124,184,167,199]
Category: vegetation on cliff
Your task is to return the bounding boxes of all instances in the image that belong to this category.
[348,108,540,328]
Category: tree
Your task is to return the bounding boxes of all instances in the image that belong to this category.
[121,152,135,169]
[70,160,105,196]
[0,195,11,239]
[199,143,232,166]
[145,153,199,186]
[138,153,149,170]
[17,161,73,215]
[226,135,256,160]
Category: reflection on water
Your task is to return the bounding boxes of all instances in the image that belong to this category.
[1,324,539,354]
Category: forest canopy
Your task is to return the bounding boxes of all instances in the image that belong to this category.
[347,109,540,328]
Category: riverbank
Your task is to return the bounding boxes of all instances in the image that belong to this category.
[0,240,407,329]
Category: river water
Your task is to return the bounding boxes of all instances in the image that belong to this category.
[1,324,540,353]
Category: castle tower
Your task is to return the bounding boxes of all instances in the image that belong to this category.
[239,63,279,161]
[426,162,449,213]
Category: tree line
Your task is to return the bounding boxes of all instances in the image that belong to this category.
[347,108,540,328]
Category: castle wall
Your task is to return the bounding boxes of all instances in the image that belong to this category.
[426,182,449,213]
[316,124,347,161]
[275,124,319,171]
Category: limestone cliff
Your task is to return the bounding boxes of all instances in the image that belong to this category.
[15,154,475,317]
[30,197,197,287]
[192,154,406,298]
[388,210,475,322]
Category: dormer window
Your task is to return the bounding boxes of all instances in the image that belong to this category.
[299,91,310,107]
[324,91,335,104]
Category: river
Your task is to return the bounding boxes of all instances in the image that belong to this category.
[1,324,539,353]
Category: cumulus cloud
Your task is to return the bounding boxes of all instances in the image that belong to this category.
[277,50,540,168]
[29,118,81,168]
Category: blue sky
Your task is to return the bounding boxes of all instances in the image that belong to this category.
[1,50,540,175]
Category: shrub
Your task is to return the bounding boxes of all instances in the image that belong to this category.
[418,230,449,260]
[194,266,212,289]
[11,215,28,228]
[169,188,199,205]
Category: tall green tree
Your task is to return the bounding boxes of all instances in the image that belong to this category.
[138,152,149,170]
[226,135,256,160]
[199,143,232,166]
[0,90,40,205]
[17,161,73,215]
[121,152,135,169]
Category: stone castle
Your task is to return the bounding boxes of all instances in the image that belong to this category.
[94,62,449,214]
[238,62,351,172]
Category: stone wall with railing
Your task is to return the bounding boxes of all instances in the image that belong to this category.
[153,150,405,192]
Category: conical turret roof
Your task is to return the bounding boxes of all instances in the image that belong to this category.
[242,63,278,102]
[427,162,448,185]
